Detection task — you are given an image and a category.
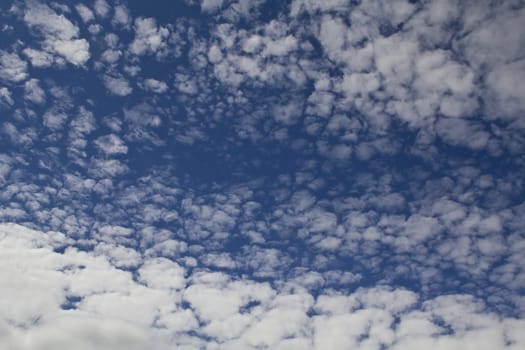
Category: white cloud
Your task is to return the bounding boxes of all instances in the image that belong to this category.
[436,118,491,150]
[0,51,28,82]
[52,38,90,66]
[94,134,128,155]
[98,224,133,237]
[43,110,68,130]
[0,200,525,348]
[290,0,351,16]
[0,87,14,106]
[24,78,46,104]
[88,24,102,35]
[100,48,122,63]
[22,48,55,67]
[88,158,129,178]
[124,103,161,127]
[129,17,170,57]
[141,78,168,93]
[103,75,132,96]
[1,1,525,349]
[262,35,298,56]
[75,3,94,23]
[0,224,172,349]
[94,0,110,18]
[113,4,131,27]
[138,258,186,290]
[23,1,90,66]
[201,0,224,13]
[485,60,525,118]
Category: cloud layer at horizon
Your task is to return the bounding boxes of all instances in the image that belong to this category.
[0,0,524,349]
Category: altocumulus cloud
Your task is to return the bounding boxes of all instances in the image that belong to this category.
[0,0,524,349]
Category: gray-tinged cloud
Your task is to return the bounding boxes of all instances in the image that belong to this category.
[0,51,28,82]
[23,1,90,66]
[0,87,14,106]
[103,75,132,96]
[129,17,169,57]
[94,0,110,18]
[23,78,45,104]
[75,4,94,23]
[94,134,128,155]
[141,78,168,93]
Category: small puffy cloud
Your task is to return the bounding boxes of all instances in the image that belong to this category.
[242,35,263,53]
[0,87,14,106]
[94,134,128,155]
[201,0,224,13]
[138,258,186,290]
[129,17,169,57]
[100,49,122,64]
[43,110,68,130]
[94,242,142,268]
[88,24,102,35]
[0,51,28,82]
[113,4,131,27]
[103,75,133,96]
[94,0,110,18]
[52,38,90,66]
[263,35,298,57]
[88,158,129,178]
[436,118,491,150]
[141,78,168,93]
[23,1,90,66]
[22,48,54,67]
[124,103,162,127]
[485,60,525,118]
[98,224,134,237]
[24,78,46,104]
[75,3,95,23]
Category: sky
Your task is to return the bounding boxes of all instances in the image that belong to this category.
[0,0,525,349]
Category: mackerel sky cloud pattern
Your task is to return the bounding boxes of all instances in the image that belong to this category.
[0,0,525,349]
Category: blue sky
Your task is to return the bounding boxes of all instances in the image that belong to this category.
[1,0,525,349]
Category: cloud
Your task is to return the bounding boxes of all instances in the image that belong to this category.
[435,118,491,150]
[43,110,68,130]
[94,0,110,18]
[94,134,128,155]
[201,0,224,13]
[1,0,524,348]
[485,60,525,118]
[0,51,28,82]
[103,75,133,96]
[0,224,171,349]
[23,78,45,104]
[22,48,55,67]
[75,4,95,23]
[23,1,90,66]
[0,87,14,106]
[129,17,170,57]
[141,78,168,93]
[113,4,131,27]
[3,223,523,349]
[88,158,129,178]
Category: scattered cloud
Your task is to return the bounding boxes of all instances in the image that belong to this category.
[23,1,90,66]
[1,0,524,348]
[0,51,28,82]
[103,75,133,96]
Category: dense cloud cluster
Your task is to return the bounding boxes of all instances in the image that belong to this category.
[0,0,524,349]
